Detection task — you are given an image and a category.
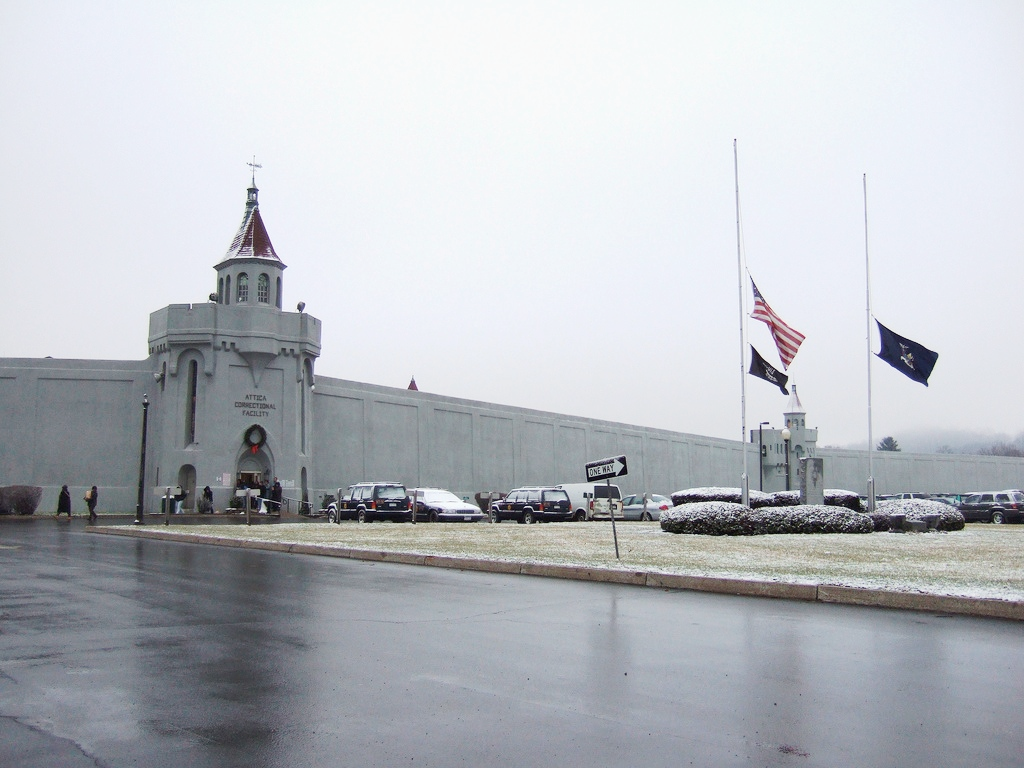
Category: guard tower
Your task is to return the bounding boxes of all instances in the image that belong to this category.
[145,175,321,512]
[752,385,818,493]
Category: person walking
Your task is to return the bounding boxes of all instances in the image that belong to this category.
[56,484,72,519]
[85,485,98,523]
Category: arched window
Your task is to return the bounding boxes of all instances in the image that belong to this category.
[276,276,282,309]
[237,273,248,303]
[258,273,269,304]
[218,277,224,304]
[185,360,199,445]
[225,275,231,305]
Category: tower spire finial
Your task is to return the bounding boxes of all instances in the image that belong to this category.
[247,155,262,187]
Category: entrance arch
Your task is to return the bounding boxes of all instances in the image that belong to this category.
[236,425,274,494]
[177,464,197,512]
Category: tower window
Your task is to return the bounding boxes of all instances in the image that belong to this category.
[258,273,269,304]
[276,276,282,309]
[218,277,224,304]
[237,273,249,303]
[185,360,198,445]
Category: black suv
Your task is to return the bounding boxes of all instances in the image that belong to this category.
[490,487,572,524]
[957,490,1024,524]
[328,482,411,523]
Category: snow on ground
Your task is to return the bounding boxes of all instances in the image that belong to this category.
[143,520,1024,602]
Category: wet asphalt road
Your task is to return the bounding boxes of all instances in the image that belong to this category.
[1,519,1022,768]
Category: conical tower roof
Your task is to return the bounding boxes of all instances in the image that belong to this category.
[785,384,804,415]
[216,183,284,268]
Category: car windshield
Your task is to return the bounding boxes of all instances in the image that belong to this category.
[376,485,406,500]
[422,490,461,503]
[1011,492,1024,503]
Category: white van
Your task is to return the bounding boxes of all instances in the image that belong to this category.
[556,482,623,521]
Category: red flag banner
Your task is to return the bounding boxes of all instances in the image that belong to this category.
[750,279,805,369]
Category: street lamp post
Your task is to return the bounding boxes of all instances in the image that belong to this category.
[135,394,150,525]
[781,427,792,492]
[758,422,769,491]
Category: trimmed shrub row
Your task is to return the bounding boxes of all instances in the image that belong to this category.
[660,501,874,536]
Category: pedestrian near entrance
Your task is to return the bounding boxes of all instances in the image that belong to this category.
[271,478,282,513]
[200,485,214,513]
[56,485,72,518]
[85,486,98,522]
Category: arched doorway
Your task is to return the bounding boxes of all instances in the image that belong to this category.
[236,424,273,495]
[177,464,197,512]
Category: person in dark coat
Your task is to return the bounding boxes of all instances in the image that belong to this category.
[271,478,283,513]
[56,485,72,518]
[86,486,98,522]
[200,485,214,513]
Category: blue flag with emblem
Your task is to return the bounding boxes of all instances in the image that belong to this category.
[876,320,938,386]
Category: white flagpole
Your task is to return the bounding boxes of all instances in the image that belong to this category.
[863,174,875,512]
[735,140,749,506]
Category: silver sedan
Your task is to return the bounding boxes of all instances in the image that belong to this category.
[620,493,673,521]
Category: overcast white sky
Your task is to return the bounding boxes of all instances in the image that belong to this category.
[2,1,1022,449]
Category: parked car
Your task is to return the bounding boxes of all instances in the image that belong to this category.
[490,487,572,524]
[327,482,411,523]
[409,488,484,522]
[620,493,673,521]
[957,490,1024,524]
[555,482,622,521]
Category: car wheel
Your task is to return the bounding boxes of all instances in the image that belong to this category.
[991,511,1005,524]
[428,510,438,523]
[522,510,534,525]
[357,508,367,523]
[641,511,652,522]
[327,507,337,524]
[573,509,586,522]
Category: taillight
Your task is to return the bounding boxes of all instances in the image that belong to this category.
[659,503,669,511]
[370,501,376,510]
[589,500,594,510]
[537,503,545,511]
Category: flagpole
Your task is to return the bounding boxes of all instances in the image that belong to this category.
[735,140,749,506]
[863,173,875,513]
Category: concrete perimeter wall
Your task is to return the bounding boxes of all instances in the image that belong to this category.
[3,359,1023,513]
[310,376,1024,505]
[309,377,747,506]
[0,357,153,513]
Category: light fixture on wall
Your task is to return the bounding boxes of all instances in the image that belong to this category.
[781,427,792,492]
[297,301,306,312]
[153,371,164,382]
[209,293,218,302]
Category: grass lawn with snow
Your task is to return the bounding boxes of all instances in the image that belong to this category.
[166,520,1023,601]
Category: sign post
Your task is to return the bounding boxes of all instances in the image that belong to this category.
[584,455,628,559]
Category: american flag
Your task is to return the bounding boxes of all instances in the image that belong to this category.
[750,279,805,369]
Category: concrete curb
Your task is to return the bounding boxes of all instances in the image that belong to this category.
[89,526,1024,622]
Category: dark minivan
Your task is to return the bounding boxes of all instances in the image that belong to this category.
[490,487,572,524]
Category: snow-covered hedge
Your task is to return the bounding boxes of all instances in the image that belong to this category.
[660,501,874,536]
[670,487,862,510]
[877,498,965,532]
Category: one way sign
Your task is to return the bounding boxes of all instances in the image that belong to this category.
[584,455,628,482]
